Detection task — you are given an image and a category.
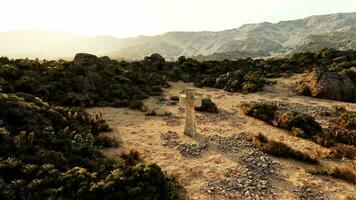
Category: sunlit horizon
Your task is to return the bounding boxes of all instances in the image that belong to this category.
[0,0,355,38]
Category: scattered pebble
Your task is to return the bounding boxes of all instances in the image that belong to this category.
[160,131,208,158]
[205,133,280,199]
[163,115,183,126]
[178,143,208,158]
[160,131,180,148]
[197,110,235,124]
[293,185,327,200]
[208,133,254,153]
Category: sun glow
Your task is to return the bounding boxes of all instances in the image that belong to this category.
[0,0,355,37]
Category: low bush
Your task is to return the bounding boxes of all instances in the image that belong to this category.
[195,97,218,113]
[308,164,356,184]
[241,102,277,122]
[242,102,323,138]
[253,133,319,164]
[329,144,356,160]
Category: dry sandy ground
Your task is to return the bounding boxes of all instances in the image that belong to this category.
[87,74,356,200]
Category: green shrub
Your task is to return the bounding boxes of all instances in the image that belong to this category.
[241,102,277,122]
[0,93,180,199]
[253,133,319,164]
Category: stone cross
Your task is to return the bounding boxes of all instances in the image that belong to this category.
[180,88,201,137]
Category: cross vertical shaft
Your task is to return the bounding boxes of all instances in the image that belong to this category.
[184,88,196,137]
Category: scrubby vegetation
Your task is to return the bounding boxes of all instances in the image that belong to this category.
[0,48,355,199]
[308,164,356,184]
[243,101,356,160]
[195,97,218,113]
[1,48,355,108]
[0,93,180,199]
[252,133,319,164]
[242,102,323,139]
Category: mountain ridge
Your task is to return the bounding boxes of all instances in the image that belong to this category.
[0,12,355,60]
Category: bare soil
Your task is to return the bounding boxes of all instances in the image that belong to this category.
[87,74,356,200]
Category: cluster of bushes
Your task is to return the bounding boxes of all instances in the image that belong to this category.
[326,107,356,159]
[242,102,356,159]
[1,49,355,108]
[0,53,168,108]
[242,102,323,139]
[252,132,356,183]
[0,93,180,199]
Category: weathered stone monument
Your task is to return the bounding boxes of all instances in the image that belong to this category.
[180,88,201,137]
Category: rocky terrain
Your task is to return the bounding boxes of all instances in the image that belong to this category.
[1,12,355,60]
[87,75,356,199]
[0,48,355,199]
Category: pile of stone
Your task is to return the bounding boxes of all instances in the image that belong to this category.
[160,131,180,148]
[178,143,208,158]
[160,131,208,158]
[293,185,327,200]
[261,100,332,118]
[205,133,280,199]
[197,110,235,124]
[208,133,254,153]
[163,115,183,127]
[206,149,279,199]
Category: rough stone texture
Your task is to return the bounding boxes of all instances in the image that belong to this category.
[293,185,327,200]
[73,53,101,67]
[150,53,166,63]
[178,143,208,157]
[160,131,208,157]
[164,115,183,126]
[208,133,254,153]
[160,131,180,148]
[205,132,281,199]
[296,68,356,102]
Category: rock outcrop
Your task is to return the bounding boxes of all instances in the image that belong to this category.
[296,68,356,102]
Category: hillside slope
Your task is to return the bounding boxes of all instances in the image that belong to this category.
[0,12,355,60]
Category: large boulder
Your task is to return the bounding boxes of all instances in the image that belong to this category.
[73,53,104,71]
[296,68,356,102]
[150,53,165,63]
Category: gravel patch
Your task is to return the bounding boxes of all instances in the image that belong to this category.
[178,143,208,158]
[197,110,235,124]
[259,100,331,118]
[163,115,183,127]
[208,133,254,153]
[206,133,280,199]
[160,131,208,157]
[293,185,327,200]
[160,131,180,148]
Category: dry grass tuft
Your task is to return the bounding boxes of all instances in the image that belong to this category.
[253,133,319,164]
[308,164,356,184]
[120,150,142,167]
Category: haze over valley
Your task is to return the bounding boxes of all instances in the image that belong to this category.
[1,12,355,60]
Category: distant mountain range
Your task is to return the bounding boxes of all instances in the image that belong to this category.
[0,12,355,60]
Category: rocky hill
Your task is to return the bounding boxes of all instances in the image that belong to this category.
[0,12,355,60]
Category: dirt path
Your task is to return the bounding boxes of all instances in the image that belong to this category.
[87,74,356,200]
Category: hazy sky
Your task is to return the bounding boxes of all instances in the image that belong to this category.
[1,0,355,38]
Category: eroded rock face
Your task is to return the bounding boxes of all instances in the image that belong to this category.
[296,68,356,102]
